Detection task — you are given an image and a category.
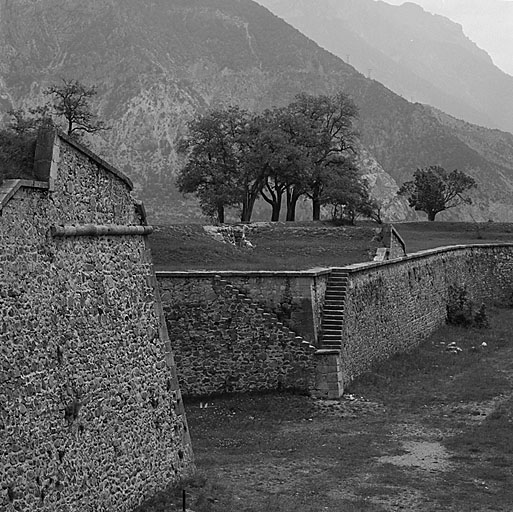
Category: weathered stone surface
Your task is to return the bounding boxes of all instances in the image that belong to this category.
[0,129,193,512]
[340,244,513,383]
[157,270,330,346]
[158,276,316,396]
[158,243,513,400]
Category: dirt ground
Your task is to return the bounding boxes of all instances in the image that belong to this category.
[174,308,513,512]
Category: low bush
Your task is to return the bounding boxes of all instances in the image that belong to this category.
[0,130,37,184]
[446,284,489,328]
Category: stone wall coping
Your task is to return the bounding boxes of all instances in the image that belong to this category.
[0,179,49,212]
[390,224,406,253]
[51,224,154,237]
[57,131,134,191]
[156,267,332,278]
[339,242,513,274]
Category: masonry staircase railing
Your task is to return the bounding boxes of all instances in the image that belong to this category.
[320,268,349,350]
[212,275,316,353]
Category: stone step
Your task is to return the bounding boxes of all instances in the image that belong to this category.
[322,338,343,344]
[323,331,343,337]
[323,316,344,322]
[322,335,342,341]
[322,344,342,350]
[321,342,342,349]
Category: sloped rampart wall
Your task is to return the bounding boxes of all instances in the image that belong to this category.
[0,130,193,512]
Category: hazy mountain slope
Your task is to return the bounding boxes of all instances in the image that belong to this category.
[384,0,513,77]
[255,0,513,135]
[1,0,513,222]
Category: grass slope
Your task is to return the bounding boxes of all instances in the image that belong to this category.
[149,222,383,271]
[149,221,513,271]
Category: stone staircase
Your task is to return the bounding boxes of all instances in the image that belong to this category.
[320,269,349,350]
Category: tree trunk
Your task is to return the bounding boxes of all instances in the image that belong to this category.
[428,211,437,221]
[217,204,225,224]
[271,202,281,222]
[312,198,321,221]
[261,183,283,222]
[286,189,300,221]
[241,195,257,223]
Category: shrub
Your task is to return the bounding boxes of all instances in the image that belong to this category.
[446,285,489,328]
[0,130,37,183]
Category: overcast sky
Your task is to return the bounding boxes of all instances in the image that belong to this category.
[381,0,513,76]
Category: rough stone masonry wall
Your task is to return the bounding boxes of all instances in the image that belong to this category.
[0,131,193,512]
[159,276,315,396]
[340,244,513,384]
[216,272,329,344]
[157,271,330,346]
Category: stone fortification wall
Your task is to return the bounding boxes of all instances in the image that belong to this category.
[157,270,330,345]
[339,244,513,384]
[157,243,513,400]
[158,275,315,396]
[0,130,193,512]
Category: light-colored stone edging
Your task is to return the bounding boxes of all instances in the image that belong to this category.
[156,267,332,278]
[341,243,513,274]
[50,224,154,237]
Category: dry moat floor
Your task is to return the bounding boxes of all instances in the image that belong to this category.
[137,306,513,511]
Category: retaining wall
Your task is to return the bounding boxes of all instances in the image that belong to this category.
[158,243,513,399]
[158,275,316,396]
[339,244,513,385]
[157,269,330,346]
[0,129,193,512]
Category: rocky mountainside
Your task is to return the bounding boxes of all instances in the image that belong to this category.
[1,0,513,222]
[384,0,513,77]
[255,0,513,135]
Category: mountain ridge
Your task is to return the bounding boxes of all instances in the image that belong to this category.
[255,0,513,135]
[1,0,513,222]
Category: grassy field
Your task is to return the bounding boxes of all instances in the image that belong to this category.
[136,306,513,512]
[149,221,513,271]
[398,221,513,253]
